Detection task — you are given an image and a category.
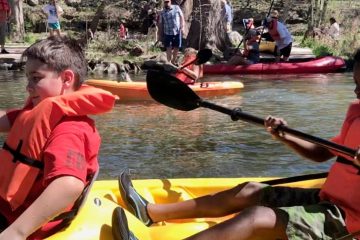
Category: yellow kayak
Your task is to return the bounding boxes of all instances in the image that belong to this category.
[85,80,244,102]
[46,177,325,240]
[259,40,275,53]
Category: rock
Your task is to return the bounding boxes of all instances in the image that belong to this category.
[64,0,82,7]
[27,0,38,6]
[228,31,243,47]
[129,45,144,57]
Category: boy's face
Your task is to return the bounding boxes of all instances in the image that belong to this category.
[354,63,360,99]
[25,59,66,107]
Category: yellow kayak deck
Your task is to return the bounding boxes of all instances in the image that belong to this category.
[47,177,325,240]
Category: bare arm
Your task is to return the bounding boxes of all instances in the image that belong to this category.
[265,116,335,162]
[0,110,11,132]
[0,176,84,240]
[178,64,201,81]
[179,9,185,33]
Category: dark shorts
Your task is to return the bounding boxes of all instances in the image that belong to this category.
[163,34,182,48]
[260,186,351,240]
[274,42,292,58]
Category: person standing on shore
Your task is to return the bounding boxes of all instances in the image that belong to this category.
[43,0,64,37]
[266,10,293,62]
[158,0,185,65]
[0,0,11,54]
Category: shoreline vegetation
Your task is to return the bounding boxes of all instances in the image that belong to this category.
[3,0,360,71]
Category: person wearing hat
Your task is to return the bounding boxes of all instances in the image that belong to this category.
[266,10,293,62]
[227,29,260,65]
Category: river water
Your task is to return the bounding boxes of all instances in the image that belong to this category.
[0,71,354,180]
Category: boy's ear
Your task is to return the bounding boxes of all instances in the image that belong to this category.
[61,69,76,89]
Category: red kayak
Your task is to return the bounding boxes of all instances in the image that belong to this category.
[203,56,346,74]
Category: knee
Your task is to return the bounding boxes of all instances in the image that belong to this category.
[237,206,278,228]
[235,181,265,199]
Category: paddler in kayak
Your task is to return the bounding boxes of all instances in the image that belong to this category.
[117,48,360,240]
[227,29,260,65]
[0,36,116,240]
[174,47,204,85]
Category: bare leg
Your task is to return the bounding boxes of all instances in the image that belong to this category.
[54,29,61,36]
[147,182,265,223]
[166,47,172,62]
[171,47,179,64]
[185,206,288,240]
[49,29,54,37]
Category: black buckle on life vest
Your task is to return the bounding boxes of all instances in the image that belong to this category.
[336,156,360,175]
[2,141,44,169]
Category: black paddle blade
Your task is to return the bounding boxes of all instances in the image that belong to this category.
[196,49,212,65]
[146,70,201,111]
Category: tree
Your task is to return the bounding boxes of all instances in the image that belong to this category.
[182,0,231,53]
[9,0,25,42]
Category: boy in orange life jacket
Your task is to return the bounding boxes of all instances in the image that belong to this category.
[0,36,115,239]
[174,48,203,85]
[119,50,360,239]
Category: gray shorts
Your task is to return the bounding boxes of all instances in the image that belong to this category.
[260,186,352,240]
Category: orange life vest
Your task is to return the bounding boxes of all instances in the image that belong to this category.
[0,85,116,210]
[319,100,360,233]
[268,19,280,41]
[175,54,203,84]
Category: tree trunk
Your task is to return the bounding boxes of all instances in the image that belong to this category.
[282,0,293,23]
[79,0,108,47]
[184,0,230,53]
[9,0,25,42]
[89,0,108,35]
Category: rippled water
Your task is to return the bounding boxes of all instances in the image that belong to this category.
[0,71,354,180]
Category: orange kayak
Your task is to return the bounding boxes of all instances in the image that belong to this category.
[85,79,244,102]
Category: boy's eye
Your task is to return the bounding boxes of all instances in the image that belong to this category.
[28,76,42,84]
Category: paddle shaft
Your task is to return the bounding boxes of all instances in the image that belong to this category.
[199,100,357,158]
[258,0,275,46]
[180,59,196,70]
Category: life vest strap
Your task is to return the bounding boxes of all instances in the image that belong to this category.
[2,141,44,169]
[336,156,360,174]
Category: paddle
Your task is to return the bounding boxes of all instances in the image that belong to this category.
[146,70,357,158]
[257,0,275,47]
[179,49,212,70]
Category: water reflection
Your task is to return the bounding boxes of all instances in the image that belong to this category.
[0,71,355,180]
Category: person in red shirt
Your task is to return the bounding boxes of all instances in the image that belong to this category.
[118,50,360,239]
[119,22,127,40]
[0,36,115,239]
[0,0,11,54]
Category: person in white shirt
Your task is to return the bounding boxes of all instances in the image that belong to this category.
[328,17,340,40]
[43,0,64,37]
[266,10,293,62]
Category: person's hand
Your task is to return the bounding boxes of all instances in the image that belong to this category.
[354,146,360,167]
[264,115,287,140]
[163,63,178,73]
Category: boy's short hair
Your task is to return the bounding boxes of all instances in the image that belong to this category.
[184,47,197,56]
[21,36,87,89]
